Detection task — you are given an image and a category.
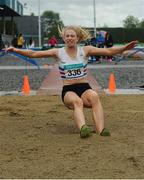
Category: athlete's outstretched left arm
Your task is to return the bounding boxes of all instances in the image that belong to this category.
[85,41,138,57]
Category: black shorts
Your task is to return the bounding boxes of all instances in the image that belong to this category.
[62,83,92,102]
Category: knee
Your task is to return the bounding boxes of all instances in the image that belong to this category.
[73,97,83,108]
[89,92,99,105]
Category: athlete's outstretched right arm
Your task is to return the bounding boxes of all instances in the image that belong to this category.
[5,47,58,58]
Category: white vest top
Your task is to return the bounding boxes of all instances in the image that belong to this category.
[58,47,88,80]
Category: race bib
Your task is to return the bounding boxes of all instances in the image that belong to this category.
[63,63,85,79]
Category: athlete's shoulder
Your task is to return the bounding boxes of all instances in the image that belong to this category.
[55,47,65,59]
[44,48,59,58]
[83,45,93,56]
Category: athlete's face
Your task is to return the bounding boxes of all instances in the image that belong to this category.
[63,29,79,47]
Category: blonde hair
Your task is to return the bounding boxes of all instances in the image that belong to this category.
[58,25,91,43]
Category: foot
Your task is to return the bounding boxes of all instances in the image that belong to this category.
[80,125,92,138]
[100,128,111,136]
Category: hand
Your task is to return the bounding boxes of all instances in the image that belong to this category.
[124,41,138,51]
[4,47,15,52]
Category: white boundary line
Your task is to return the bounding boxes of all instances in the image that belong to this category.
[0,64,144,70]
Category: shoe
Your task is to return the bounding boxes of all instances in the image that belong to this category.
[80,125,92,138]
[100,128,111,136]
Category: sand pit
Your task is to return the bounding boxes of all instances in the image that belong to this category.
[0,94,144,179]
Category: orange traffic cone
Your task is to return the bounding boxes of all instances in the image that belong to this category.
[22,75,30,95]
[108,73,116,93]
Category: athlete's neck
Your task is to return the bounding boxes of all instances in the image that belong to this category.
[65,46,78,59]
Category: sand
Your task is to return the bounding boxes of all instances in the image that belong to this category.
[0,94,144,179]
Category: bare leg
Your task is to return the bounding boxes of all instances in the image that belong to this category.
[82,90,104,133]
[64,92,86,130]
[64,92,92,138]
[91,95,104,133]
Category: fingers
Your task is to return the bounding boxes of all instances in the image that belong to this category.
[3,48,8,52]
[4,47,14,52]
[131,40,139,47]
[125,41,138,50]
